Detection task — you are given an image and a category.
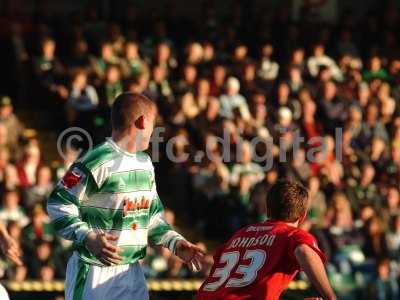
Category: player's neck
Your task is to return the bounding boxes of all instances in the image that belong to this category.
[268,219,300,228]
[111,131,138,154]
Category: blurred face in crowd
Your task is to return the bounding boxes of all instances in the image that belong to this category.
[37,166,52,186]
[308,176,320,193]
[25,142,41,163]
[265,169,278,185]
[370,56,382,72]
[292,48,304,65]
[381,98,395,118]
[334,209,353,228]
[0,103,13,118]
[394,215,400,232]
[349,106,362,123]
[386,187,400,209]
[319,68,332,82]
[206,98,220,120]
[277,82,290,102]
[366,104,379,123]
[183,65,197,84]
[203,43,214,61]
[74,39,88,56]
[226,77,240,95]
[42,39,55,58]
[32,208,46,227]
[378,83,390,100]
[213,65,226,85]
[73,71,87,89]
[0,147,9,167]
[252,92,266,105]
[234,45,247,60]
[361,164,375,186]
[239,142,252,164]
[153,65,166,83]
[7,221,21,240]
[125,42,139,59]
[181,92,198,118]
[106,66,121,83]
[40,266,55,281]
[101,43,113,60]
[323,81,337,100]
[0,124,7,146]
[367,217,383,235]
[157,43,170,62]
[370,137,385,160]
[313,44,325,56]
[278,107,292,127]
[37,242,52,260]
[360,206,375,222]
[197,78,210,97]
[289,66,302,82]
[261,44,273,58]
[187,43,203,63]
[4,191,19,209]
[243,63,256,81]
[358,84,370,106]
[377,260,390,280]
[293,149,306,167]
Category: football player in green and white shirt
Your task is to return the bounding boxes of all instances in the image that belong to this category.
[47,93,204,300]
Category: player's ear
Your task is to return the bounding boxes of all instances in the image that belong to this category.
[134,115,145,129]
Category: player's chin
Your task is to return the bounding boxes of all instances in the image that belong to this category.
[137,142,150,152]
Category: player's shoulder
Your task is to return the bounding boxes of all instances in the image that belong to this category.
[287,227,316,245]
[77,140,116,172]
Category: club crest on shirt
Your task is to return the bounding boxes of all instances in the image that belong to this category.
[61,169,83,189]
[123,196,150,216]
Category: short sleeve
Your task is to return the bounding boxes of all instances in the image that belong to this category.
[288,229,326,267]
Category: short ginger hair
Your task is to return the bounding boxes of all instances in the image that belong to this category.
[266,179,308,222]
[111,92,156,132]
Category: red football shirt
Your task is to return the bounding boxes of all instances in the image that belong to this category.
[197,220,325,300]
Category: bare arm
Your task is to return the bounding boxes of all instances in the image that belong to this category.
[0,221,22,266]
[295,244,336,300]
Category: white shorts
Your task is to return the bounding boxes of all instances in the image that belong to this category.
[65,253,149,300]
[0,283,9,300]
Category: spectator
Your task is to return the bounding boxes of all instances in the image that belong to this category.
[307,43,343,81]
[66,68,99,124]
[101,65,123,106]
[121,41,145,79]
[16,140,41,188]
[258,43,279,82]
[25,166,53,209]
[363,56,390,82]
[0,190,28,228]
[0,96,23,155]
[370,259,399,300]
[219,77,250,120]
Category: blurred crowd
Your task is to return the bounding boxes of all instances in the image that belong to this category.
[1,0,400,299]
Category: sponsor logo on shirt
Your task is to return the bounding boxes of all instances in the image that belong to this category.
[123,196,150,216]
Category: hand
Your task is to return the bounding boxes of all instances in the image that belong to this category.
[84,232,122,266]
[175,240,205,272]
[0,230,23,266]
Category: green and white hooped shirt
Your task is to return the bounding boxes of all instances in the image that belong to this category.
[47,138,185,266]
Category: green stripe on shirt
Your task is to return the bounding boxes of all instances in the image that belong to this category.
[80,206,149,230]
